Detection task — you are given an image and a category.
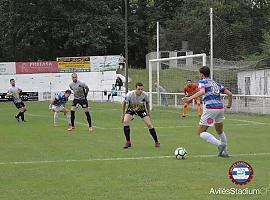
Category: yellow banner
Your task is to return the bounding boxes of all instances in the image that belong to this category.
[57,56,90,69]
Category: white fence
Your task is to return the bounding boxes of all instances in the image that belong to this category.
[152,92,270,115]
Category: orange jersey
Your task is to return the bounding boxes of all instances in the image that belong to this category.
[184,83,198,96]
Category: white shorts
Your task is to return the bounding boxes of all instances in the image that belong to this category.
[52,105,65,112]
[199,108,225,126]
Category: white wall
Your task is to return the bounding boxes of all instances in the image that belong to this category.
[237,69,270,95]
[0,71,118,93]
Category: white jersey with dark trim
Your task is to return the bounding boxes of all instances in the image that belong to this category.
[69,80,87,100]
[124,90,149,111]
[7,86,22,103]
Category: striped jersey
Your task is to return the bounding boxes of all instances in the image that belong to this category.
[198,79,225,109]
[53,92,68,106]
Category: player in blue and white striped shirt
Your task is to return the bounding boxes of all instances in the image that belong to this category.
[183,66,232,157]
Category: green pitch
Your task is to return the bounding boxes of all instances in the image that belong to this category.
[0,101,269,200]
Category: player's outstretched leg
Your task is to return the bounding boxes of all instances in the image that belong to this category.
[20,107,27,122]
[53,111,59,126]
[219,132,229,157]
[122,114,133,149]
[215,123,229,157]
[123,125,131,148]
[199,131,226,157]
[15,112,21,122]
[84,111,93,133]
[142,116,160,147]
[68,110,76,131]
[182,102,189,117]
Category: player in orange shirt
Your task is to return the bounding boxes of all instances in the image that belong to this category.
[182,80,202,117]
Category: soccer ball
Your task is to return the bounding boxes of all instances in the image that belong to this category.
[174,147,187,159]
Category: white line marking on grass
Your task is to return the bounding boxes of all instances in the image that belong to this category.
[0,153,270,165]
[228,118,266,125]
[109,125,193,130]
[27,113,105,129]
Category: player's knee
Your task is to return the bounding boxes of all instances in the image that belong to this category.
[123,120,130,126]
[146,123,153,129]
[197,129,203,135]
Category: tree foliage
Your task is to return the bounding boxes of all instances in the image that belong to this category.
[0,0,269,66]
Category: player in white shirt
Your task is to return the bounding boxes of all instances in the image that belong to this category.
[121,82,160,149]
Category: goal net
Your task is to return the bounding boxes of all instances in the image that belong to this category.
[148,53,206,110]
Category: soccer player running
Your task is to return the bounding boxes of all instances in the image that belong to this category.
[182,80,202,117]
[49,90,72,127]
[183,66,232,157]
[6,79,27,122]
[68,73,93,133]
[121,82,160,149]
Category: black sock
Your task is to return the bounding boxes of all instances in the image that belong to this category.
[85,112,92,127]
[149,128,158,143]
[21,112,25,121]
[71,111,75,126]
[124,125,130,142]
[16,112,22,118]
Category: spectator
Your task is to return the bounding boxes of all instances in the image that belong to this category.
[154,82,168,106]
[108,84,118,101]
[119,54,125,69]
[115,76,123,90]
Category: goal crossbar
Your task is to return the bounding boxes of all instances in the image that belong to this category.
[148,53,207,110]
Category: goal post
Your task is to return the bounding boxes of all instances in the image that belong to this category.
[148,53,207,110]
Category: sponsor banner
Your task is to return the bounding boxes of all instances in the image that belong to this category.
[58,68,91,73]
[0,92,39,102]
[57,56,90,70]
[0,62,16,75]
[91,55,120,72]
[16,61,58,74]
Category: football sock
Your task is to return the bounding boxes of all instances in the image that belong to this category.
[219,132,227,145]
[183,103,188,115]
[197,102,202,115]
[71,111,75,126]
[149,128,158,143]
[16,112,22,118]
[21,112,25,121]
[200,132,221,146]
[85,111,92,127]
[66,111,71,124]
[53,112,59,124]
[124,125,130,142]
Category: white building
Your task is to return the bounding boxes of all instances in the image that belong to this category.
[237,69,270,95]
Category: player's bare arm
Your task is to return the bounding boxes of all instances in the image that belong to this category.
[85,85,89,96]
[223,88,233,108]
[183,88,205,103]
[5,92,13,97]
[146,101,151,118]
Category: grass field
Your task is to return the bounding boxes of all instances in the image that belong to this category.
[0,101,269,200]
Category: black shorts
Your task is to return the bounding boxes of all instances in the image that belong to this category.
[126,108,148,118]
[72,99,88,108]
[14,102,25,109]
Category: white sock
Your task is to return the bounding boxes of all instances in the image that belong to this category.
[219,132,227,145]
[53,112,59,124]
[66,111,71,124]
[200,132,221,146]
